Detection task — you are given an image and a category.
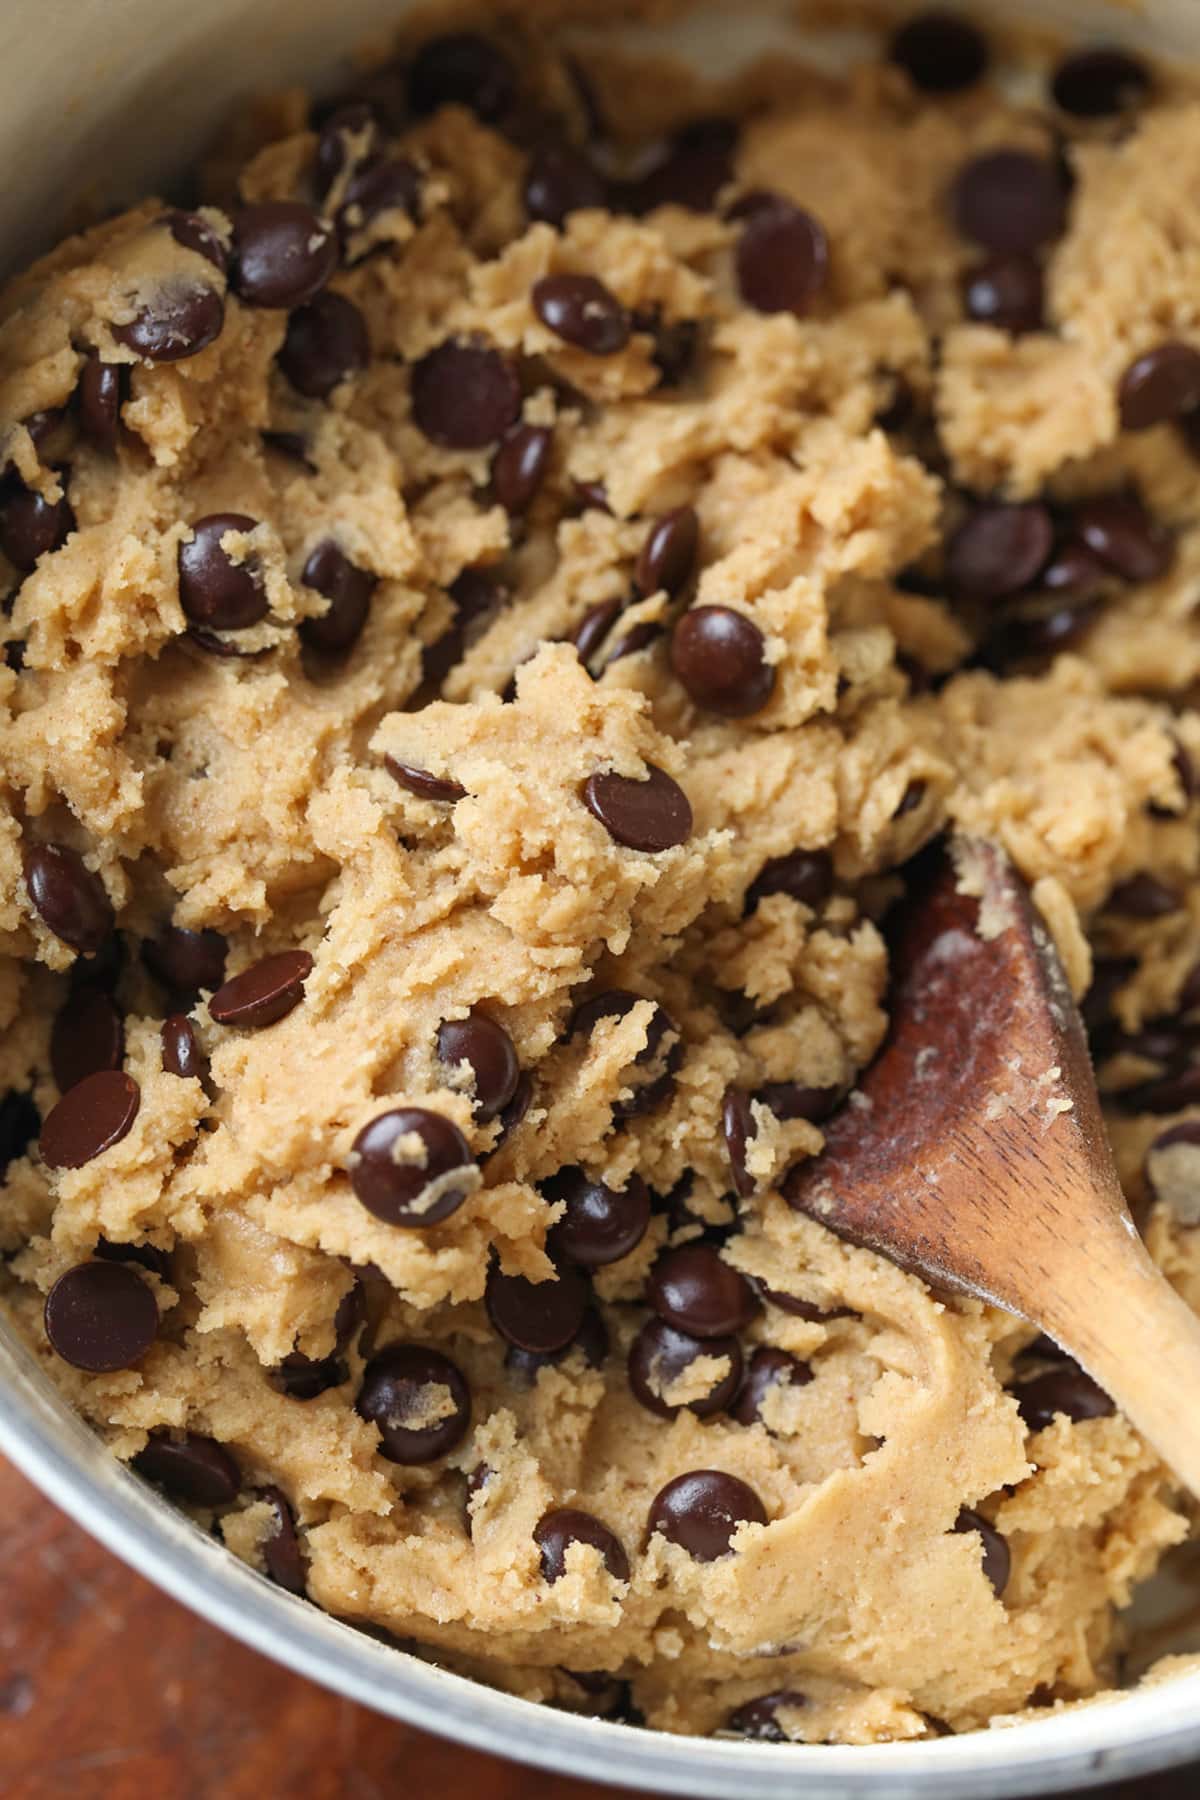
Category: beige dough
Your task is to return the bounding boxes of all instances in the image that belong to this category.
[3,4,1200,1746]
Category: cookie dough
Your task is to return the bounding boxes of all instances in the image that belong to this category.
[3,3,1200,1745]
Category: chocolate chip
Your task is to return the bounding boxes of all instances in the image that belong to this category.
[757,1081,840,1124]
[492,1071,534,1152]
[961,254,1044,334]
[945,501,1054,602]
[627,1317,743,1419]
[535,1508,629,1583]
[419,565,507,690]
[112,281,224,363]
[505,1304,608,1384]
[953,1507,1010,1596]
[1081,956,1136,1037]
[76,353,124,451]
[258,1485,306,1593]
[279,291,369,399]
[889,11,988,91]
[185,618,273,658]
[163,209,229,272]
[411,337,522,449]
[69,944,137,1023]
[1178,403,1200,464]
[1143,1121,1200,1225]
[356,1343,471,1463]
[583,764,692,851]
[951,151,1068,254]
[671,606,775,716]
[261,429,313,466]
[161,1014,207,1083]
[337,158,422,246]
[1107,873,1180,918]
[39,1070,139,1170]
[572,479,611,515]
[299,539,375,654]
[635,506,699,599]
[50,987,123,1092]
[407,33,516,122]
[178,513,268,631]
[385,757,466,803]
[23,843,113,955]
[94,1237,173,1282]
[543,1167,650,1267]
[726,1690,807,1741]
[746,848,833,912]
[315,103,380,194]
[571,598,624,668]
[0,478,75,571]
[436,1009,520,1122]
[735,200,829,315]
[719,990,768,1040]
[463,1461,493,1534]
[333,1277,368,1351]
[1014,1364,1114,1431]
[1041,540,1109,598]
[732,1345,813,1427]
[721,1085,757,1199]
[0,1091,39,1178]
[1124,1065,1200,1115]
[209,949,313,1029]
[1181,962,1200,1017]
[606,622,661,665]
[1118,343,1200,433]
[350,1107,476,1226]
[647,1243,757,1338]
[231,203,338,309]
[646,1469,766,1561]
[272,1350,348,1401]
[630,133,734,216]
[525,144,606,227]
[133,1431,240,1505]
[561,1671,636,1719]
[1075,493,1174,583]
[142,923,227,997]
[674,116,742,159]
[43,1260,157,1371]
[1052,47,1151,117]
[491,423,553,515]
[485,1255,589,1353]
[636,311,699,388]
[532,273,630,356]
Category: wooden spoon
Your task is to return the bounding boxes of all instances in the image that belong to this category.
[784,835,1200,1497]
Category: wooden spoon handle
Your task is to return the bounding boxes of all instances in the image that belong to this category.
[1040,1211,1200,1499]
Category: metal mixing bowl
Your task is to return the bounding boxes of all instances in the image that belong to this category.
[3,3,1199,1793]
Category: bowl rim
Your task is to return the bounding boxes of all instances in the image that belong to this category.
[2,1317,1199,1800]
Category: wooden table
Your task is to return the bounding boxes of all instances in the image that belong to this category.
[0,1455,1194,1800]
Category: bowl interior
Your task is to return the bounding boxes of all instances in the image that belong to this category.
[4,0,1199,270]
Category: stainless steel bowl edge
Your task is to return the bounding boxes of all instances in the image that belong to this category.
[4,2,1200,1793]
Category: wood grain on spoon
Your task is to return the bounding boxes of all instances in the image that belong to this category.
[785,836,1200,1498]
